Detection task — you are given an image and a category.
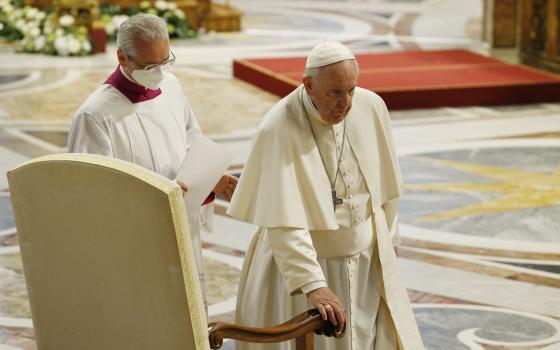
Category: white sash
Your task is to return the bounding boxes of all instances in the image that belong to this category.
[309,216,374,258]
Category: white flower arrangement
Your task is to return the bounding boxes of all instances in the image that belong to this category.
[2,0,195,56]
[101,0,195,40]
[0,0,14,15]
[67,36,81,54]
[58,14,74,27]
[29,18,90,55]
[53,36,68,55]
[2,4,13,14]
[34,34,45,50]
[14,18,23,30]
[25,7,38,20]
[0,0,94,56]
[174,8,185,19]
[8,8,20,21]
[111,14,128,30]
[154,0,168,11]
[51,31,91,56]
[29,26,40,37]
[104,21,115,35]
[43,23,52,34]
[82,39,91,52]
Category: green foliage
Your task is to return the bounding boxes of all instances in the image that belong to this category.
[100,0,196,41]
[0,0,195,56]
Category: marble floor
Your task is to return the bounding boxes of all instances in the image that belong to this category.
[1,0,559,349]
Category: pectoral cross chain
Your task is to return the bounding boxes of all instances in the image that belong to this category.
[332,190,343,208]
[303,90,348,212]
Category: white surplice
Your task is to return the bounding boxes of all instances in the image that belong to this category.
[67,70,211,309]
[229,86,424,350]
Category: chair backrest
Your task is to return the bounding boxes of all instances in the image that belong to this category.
[8,153,209,350]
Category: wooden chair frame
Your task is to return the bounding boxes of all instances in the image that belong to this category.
[208,308,345,350]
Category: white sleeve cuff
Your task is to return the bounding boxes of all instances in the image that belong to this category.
[300,280,327,294]
[267,227,326,294]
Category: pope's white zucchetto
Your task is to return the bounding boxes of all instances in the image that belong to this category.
[306,41,356,68]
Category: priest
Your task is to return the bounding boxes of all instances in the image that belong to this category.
[228,41,424,349]
[67,14,237,309]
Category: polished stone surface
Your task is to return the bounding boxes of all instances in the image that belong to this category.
[500,262,560,275]
[0,196,14,231]
[0,0,559,349]
[0,252,29,335]
[415,305,560,350]
[0,75,28,85]
[400,146,560,242]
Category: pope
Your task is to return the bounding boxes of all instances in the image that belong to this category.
[228,41,425,349]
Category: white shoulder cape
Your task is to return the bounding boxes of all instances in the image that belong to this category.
[228,85,402,231]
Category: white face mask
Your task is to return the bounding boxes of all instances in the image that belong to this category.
[131,65,169,90]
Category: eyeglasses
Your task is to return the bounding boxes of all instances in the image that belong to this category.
[129,50,176,72]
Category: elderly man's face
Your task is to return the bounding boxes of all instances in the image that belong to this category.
[303,60,359,124]
[117,38,170,78]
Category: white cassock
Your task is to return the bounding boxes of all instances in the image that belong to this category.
[67,67,211,309]
[228,85,424,349]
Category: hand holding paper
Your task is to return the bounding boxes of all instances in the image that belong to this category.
[176,180,189,194]
[175,135,234,212]
[213,174,238,201]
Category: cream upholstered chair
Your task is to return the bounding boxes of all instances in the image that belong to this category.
[8,154,343,350]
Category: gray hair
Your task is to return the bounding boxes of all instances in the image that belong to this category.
[117,14,169,58]
[303,66,322,80]
[303,59,359,81]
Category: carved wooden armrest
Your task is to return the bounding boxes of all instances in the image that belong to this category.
[208,308,345,349]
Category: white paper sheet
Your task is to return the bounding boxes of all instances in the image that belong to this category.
[175,135,234,213]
